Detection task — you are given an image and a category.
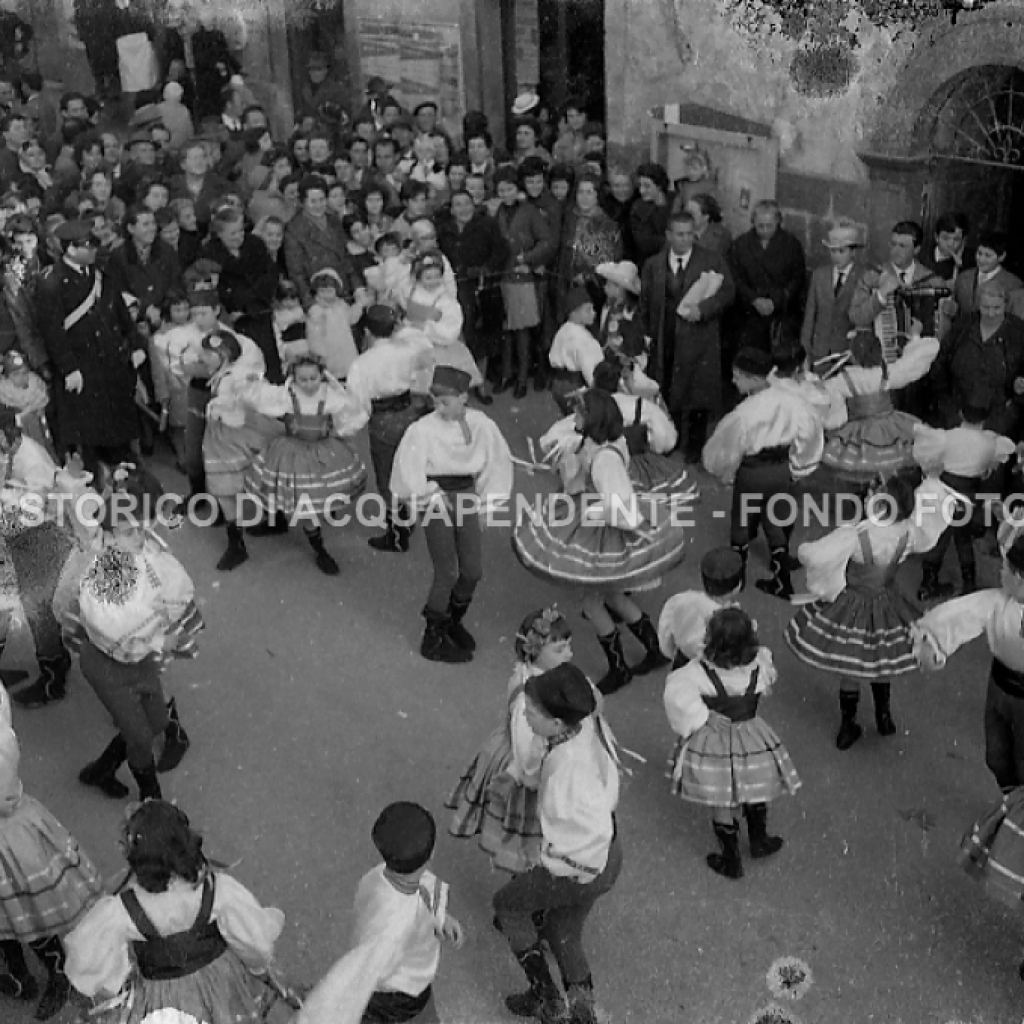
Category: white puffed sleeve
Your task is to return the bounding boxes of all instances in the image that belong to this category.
[887,336,940,391]
[796,525,859,604]
[663,662,710,740]
[210,873,285,973]
[64,895,136,999]
[422,293,464,348]
[389,420,439,507]
[911,589,1004,667]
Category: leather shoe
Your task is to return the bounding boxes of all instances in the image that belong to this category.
[494,377,514,394]
[513,380,528,400]
[472,386,494,406]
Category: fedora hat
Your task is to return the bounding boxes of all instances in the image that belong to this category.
[596,261,641,296]
[511,89,540,116]
[823,223,862,250]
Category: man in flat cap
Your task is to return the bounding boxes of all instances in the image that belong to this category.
[36,221,147,479]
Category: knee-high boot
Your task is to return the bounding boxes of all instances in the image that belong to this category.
[505,944,565,1023]
[0,939,37,1001]
[626,613,670,676]
[596,631,632,695]
[447,595,476,652]
[565,975,598,1024]
[28,936,68,1021]
[870,682,896,736]
[836,689,863,751]
[707,820,743,879]
[216,522,248,572]
[130,762,162,802]
[156,698,190,773]
[743,802,784,858]
[78,735,130,798]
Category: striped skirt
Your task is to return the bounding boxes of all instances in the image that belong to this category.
[445,726,541,875]
[512,494,688,590]
[785,583,920,680]
[959,788,1024,909]
[630,451,691,496]
[669,713,801,808]
[822,411,919,483]
[0,796,103,941]
[203,416,284,498]
[245,435,367,516]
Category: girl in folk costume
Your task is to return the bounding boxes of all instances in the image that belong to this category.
[65,800,285,1024]
[595,261,647,359]
[0,350,50,452]
[785,472,957,751]
[242,352,367,576]
[665,606,800,880]
[305,269,371,381]
[0,685,104,1020]
[547,287,603,415]
[62,465,202,802]
[400,251,482,388]
[492,664,621,1024]
[196,330,284,572]
[389,365,513,664]
[513,389,692,695]
[446,607,574,873]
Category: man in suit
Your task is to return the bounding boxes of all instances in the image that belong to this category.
[950,229,1022,327]
[727,199,806,354]
[640,210,735,461]
[800,220,865,369]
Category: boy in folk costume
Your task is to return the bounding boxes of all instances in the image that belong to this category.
[547,287,603,415]
[658,546,746,670]
[703,347,824,599]
[296,803,465,1024]
[492,664,621,1024]
[390,366,513,664]
[346,305,434,554]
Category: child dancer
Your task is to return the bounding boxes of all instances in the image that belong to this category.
[786,472,956,750]
[492,664,620,1024]
[703,347,825,599]
[65,800,285,1024]
[514,389,691,694]
[150,290,191,472]
[0,685,104,1020]
[243,352,367,575]
[665,606,800,880]
[658,546,746,670]
[548,287,603,414]
[913,399,1016,600]
[296,802,464,1024]
[447,607,574,872]
[65,465,202,801]
[346,305,433,553]
[0,350,49,452]
[595,260,646,357]
[306,269,370,381]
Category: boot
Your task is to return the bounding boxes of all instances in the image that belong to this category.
[11,650,71,709]
[28,937,68,1021]
[306,528,340,575]
[626,613,670,676]
[79,735,130,799]
[707,821,744,879]
[504,945,565,1022]
[596,631,633,695]
[447,595,476,653]
[421,608,472,664]
[130,763,163,802]
[836,689,863,751]
[216,522,248,572]
[961,565,977,595]
[565,976,598,1024]
[743,803,784,858]
[871,682,896,737]
[368,511,402,552]
[0,939,38,1001]
[731,544,748,592]
[918,563,955,602]
[755,548,794,599]
[156,698,190,773]
[248,511,289,537]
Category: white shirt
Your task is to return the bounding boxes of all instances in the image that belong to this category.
[657,590,726,661]
[345,328,435,427]
[915,589,1024,673]
[670,251,691,276]
[912,422,1016,479]
[548,322,604,382]
[833,267,849,291]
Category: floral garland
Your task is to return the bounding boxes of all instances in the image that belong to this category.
[516,606,565,662]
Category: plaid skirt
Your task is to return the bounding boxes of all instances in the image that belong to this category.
[785,583,920,680]
[445,726,542,874]
[669,713,801,808]
[203,416,284,498]
[958,787,1024,910]
[245,436,367,516]
[822,411,919,483]
[0,796,103,941]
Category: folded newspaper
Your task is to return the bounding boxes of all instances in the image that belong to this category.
[676,270,723,316]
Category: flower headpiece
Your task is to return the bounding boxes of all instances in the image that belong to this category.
[516,606,563,661]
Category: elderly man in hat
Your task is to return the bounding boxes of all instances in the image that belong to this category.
[800,219,867,370]
[35,221,146,479]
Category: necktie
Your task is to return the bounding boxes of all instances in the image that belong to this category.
[673,256,685,283]
[833,271,845,297]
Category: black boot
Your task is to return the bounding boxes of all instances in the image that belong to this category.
[156,698,190,773]
[505,945,565,1022]
[731,544,748,591]
[836,689,863,751]
[78,735,130,798]
[368,511,402,552]
[28,937,68,1021]
[0,939,37,1001]
[130,763,163,801]
[707,820,744,879]
[11,650,71,709]
[421,608,472,664]
[565,976,598,1024]
[216,522,248,571]
[248,511,289,537]
[743,803,784,858]
[626,613,670,676]
[596,631,633,695]
[918,563,955,602]
[447,595,476,652]
[306,528,340,575]
[755,548,794,599]
[871,682,896,737]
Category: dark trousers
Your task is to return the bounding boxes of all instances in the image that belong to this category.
[423,506,482,613]
[77,444,135,482]
[6,523,73,663]
[237,313,283,385]
[362,987,436,1023]
[730,457,792,551]
[923,473,981,580]
[368,402,427,505]
[493,836,622,986]
[79,642,169,771]
[185,385,211,483]
[984,672,1024,790]
[675,410,709,459]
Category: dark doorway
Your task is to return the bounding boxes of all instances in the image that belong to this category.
[537,0,605,126]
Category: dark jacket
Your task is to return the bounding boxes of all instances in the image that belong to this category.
[630,200,671,266]
[494,201,554,277]
[283,211,360,310]
[437,211,509,285]
[556,207,623,311]
[202,234,278,319]
[107,239,181,314]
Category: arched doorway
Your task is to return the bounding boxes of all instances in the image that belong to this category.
[920,64,1024,274]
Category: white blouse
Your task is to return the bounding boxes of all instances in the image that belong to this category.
[548,323,604,384]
